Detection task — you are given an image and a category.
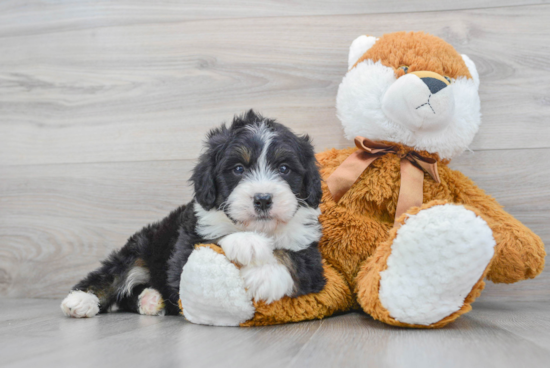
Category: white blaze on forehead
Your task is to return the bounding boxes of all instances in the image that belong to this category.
[245,121,275,172]
[225,121,299,226]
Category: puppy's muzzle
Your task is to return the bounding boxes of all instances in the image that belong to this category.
[253,193,273,212]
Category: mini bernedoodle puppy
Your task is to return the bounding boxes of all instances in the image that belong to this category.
[61,110,326,318]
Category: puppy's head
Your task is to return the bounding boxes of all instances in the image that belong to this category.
[191,110,321,232]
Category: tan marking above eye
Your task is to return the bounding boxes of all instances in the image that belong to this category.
[235,146,251,163]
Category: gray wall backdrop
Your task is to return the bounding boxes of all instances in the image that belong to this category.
[0,0,549,301]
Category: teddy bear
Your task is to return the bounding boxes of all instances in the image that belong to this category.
[178,31,546,328]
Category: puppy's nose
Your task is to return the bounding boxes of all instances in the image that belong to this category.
[421,77,447,94]
[253,193,272,211]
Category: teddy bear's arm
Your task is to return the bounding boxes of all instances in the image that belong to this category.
[450,170,545,284]
[241,260,353,326]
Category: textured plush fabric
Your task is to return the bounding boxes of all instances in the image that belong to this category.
[177,32,545,328]
[356,202,493,328]
[318,149,545,327]
[179,244,255,326]
[178,149,545,328]
[338,32,482,160]
[353,32,472,79]
[318,147,545,286]
[241,147,545,328]
[242,261,352,326]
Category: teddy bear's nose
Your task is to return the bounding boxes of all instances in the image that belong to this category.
[420,77,447,94]
[408,71,450,95]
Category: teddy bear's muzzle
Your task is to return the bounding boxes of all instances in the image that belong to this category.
[381,70,455,135]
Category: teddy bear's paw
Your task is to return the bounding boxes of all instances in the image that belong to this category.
[179,246,255,326]
[60,290,100,318]
[379,204,496,325]
[219,231,275,266]
[137,288,165,316]
[241,263,294,304]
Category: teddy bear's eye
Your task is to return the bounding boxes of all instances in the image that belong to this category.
[398,66,409,74]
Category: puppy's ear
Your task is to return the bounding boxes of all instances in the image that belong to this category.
[190,125,229,210]
[299,135,322,208]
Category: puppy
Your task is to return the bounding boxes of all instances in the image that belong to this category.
[61,110,326,318]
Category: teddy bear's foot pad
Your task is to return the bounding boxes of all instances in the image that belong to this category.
[379,204,495,325]
[179,246,255,326]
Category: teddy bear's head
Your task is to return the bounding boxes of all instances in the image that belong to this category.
[336,31,481,159]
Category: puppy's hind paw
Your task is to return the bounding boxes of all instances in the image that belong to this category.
[138,288,165,316]
[61,291,100,318]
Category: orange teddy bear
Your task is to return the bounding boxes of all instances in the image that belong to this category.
[180,32,545,328]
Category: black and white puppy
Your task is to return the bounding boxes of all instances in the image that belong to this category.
[61,110,326,318]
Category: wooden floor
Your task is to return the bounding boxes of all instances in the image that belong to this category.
[1,0,549,301]
[1,1,550,366]
[1,298,549,368]
[0,0,549,302]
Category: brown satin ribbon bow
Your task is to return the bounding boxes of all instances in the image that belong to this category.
[327,137,441,223]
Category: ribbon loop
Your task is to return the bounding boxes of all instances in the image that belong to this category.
[327,136,441,224]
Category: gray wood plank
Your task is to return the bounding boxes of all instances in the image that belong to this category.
[0,298,322,368]
[1,148,548,300]
[2,4,550,166]
[1,299,550,368]
[0,0,547,38]
[285,303,550,368]
[468,301,550,351]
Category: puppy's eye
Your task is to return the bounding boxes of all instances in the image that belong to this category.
[233,165,245,175]
[279,165,290,175]
[398,66,409,74]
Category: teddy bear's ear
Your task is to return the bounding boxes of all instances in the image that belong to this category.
[461,54,480,89]
[348,35,378,69]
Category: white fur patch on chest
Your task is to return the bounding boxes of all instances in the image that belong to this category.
[194,202,321,251]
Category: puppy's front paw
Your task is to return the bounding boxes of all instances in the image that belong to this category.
[219,232,275,266]
[61,290,100,318]
[241,264,294,304]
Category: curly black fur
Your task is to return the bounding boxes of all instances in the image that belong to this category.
[71,110,326,315]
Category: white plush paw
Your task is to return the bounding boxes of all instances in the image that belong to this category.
[180,246,255,326]
[219,231,275,266]
[61,291,100,318]
[138,288,165,316]
[241,263,294,304]
[379,204,496,325]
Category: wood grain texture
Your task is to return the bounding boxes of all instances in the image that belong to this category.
[1,0,547,38]
[283,303,550,368]
[1,299,550,368]
[0,1,549,306]
[1,4,550,166]
[0,148,548,300]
